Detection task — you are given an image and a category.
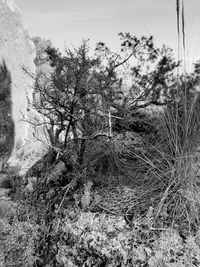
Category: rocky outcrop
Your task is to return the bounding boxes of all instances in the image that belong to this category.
[0,0,47,175]
[0,61,14,160]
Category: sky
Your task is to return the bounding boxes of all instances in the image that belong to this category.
[15,0,200,72]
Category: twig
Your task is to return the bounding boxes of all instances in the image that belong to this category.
[149,227,168,231]
[55,177,78,214]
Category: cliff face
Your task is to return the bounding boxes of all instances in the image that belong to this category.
[0,0,46,174]
[0,61,14,159]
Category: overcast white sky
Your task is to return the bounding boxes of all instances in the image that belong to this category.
[15,0,200,72]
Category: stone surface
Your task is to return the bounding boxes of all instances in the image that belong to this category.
[0,0,35,149]
[25,176,37,192]
[0,0,47,174]
[0,173,11,188]
[46,161,67,184]
[0,198,16,217]
[0,188,10,199]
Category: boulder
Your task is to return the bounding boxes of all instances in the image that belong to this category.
[0,199,16,217]
[0,173,11,188]
[46,161,67,185]
[0,0,47,175]
[0,189,10,199]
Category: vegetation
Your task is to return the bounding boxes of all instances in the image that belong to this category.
[7,32,200,266]
[3,1,200,266]
[0,61,14,159]
[30,34,179,170]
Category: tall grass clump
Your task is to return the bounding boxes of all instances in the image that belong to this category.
[123,0,200,232]
[157,88,200,230]
[125,81,200,233]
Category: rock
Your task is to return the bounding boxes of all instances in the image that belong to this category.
[0,198,16,218]
[26,149,58,178]
[46,161,67,185]
[0,188,10,199]
[0,0,47,175]
[8,140,47,176]
[32,36,53,76]
[0,173,11,188]
[0,160,3,172]
[25,176,37,192]
[0,0,35,149]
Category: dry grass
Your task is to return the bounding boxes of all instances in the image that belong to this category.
[88,80,200,233]
[124,86,200,231]
[83,10,200,231]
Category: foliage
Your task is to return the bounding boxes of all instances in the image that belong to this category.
[96,33,180,109]
[19,27,200,266]
[30,34,180,172]
[121,79,200,231]
[0,60,14,157]
[33,41,117,170]
[55,210,200,267]
[0,216,38,267]
[6,168,200,267]
[32,36,53,68]
[11,180,59,267]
